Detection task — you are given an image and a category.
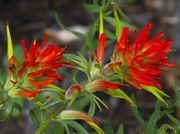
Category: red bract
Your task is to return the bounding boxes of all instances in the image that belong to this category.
[17,90,37,98]
[110,22,174,89]
[95,33,106,65]
[18,35,64,90]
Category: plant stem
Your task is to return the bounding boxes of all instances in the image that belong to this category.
[35,102,64,134]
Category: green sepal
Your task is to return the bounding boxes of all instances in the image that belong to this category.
[107,88,136,107]
[141,85,169,106]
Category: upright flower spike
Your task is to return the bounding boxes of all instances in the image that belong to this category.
[95,7,106,65]
[17,35,65,98]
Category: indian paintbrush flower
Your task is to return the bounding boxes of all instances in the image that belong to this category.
[17,35,65,98]
[108,22,174,90]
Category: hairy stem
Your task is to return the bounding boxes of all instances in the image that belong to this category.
[35,102,64,134]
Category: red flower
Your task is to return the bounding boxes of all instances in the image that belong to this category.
[110,22,174,89]
[95,33,106,65]
[18,35,64,91]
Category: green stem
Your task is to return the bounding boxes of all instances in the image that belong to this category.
[35,102,64,134]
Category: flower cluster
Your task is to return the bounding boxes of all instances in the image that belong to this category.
[8,35,65,98]
[101,22,174,90]
[1,5,175,134]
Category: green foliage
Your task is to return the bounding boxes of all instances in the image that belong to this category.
[0,1,177,134]
[0,97,13,121]
[141,85,170,105]
[30,108,47,128]
[67,121,89,134]
[144,102,161,134]
[83,2,99,13]
[107,89,136,107]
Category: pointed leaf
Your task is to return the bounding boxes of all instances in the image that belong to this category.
[70,30,86,40]
[68,121,89,134]
[157,124,172,134]
[107,89,136,107]
[99,7,103,36]
[87,121,105,134]
[117,124,124,134]
[131,107,145,125]
[6,24,13,60]
[113,5,122,40]
[54,12,66,29]
[88,96,96,117]
[29,108,46,128]
[83,3,99,13]
[141,85,169,105]
[166,114,180,126]
[144,102,161,134]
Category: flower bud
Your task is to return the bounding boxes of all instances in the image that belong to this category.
[65,84,80,100]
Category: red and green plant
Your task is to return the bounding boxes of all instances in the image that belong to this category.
[0,1,177,134]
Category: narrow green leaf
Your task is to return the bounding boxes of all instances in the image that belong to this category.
[72,96,90,111]
[54,12,66,29]
[29,108,46,128]
[114,2,130,22]
[64,53,90,75]
[39,89,65,109]
[157,124,172,134]
[70,30,86,40]
[99,7,103,36]
[104,29,117,40]
[87,20,98,40]
[51,124,65,134]
[144,102,161,134]
[141,85,169,105]
[93,94,109,110]
[88,96,96,117]
[68,121,89,134]
[64,124,70,134]
[167,114,180,126]
[107,89,136,107]
[113,5,122,40]
[40,99,62,110]
[103,16,136,31]
[117,124,124,134]
[131,107,145,125]
[83,3,99,13]
[87,121,105,134]
[6,24,13,60]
